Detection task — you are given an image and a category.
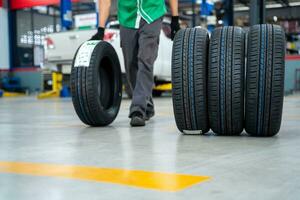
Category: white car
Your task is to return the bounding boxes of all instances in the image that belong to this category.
[44,20,173,96]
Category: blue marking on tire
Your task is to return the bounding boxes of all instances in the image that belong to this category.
[220,28,226,133]
[189,28,197,129]
[258,25,266,135]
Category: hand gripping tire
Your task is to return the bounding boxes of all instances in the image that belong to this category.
[172,28,210,134]
[245,24,285,137]
[208,26,245,135]
[71,41,122,126]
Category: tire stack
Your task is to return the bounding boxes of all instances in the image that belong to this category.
[172,24,285,137]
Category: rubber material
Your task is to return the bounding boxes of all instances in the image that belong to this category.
[172,28,209,134]
[71,41,122,126]
[208,26,245,135]
[245,24,285,137]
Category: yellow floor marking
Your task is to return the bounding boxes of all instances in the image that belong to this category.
[0,161,210,192]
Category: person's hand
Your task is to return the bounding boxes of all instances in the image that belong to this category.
[171,16,180,41]
[90,27,105,40]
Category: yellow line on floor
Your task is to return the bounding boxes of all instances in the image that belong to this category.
[0,161,210,192]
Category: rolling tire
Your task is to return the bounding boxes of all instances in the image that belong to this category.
[172,28,209,134]
[245,24,285,137]
[70,41,122,126]
[208,26,245,136]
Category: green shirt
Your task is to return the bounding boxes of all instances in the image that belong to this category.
[118,0,167,29]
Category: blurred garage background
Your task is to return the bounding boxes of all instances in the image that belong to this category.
[0,0,300,97]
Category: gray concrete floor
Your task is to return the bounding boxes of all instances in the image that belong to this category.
[0,95,300,200]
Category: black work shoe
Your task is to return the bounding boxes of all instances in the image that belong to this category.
[130,112,145,127]
[145,110,155,121]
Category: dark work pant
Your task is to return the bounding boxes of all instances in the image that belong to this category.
[120,18,162,118]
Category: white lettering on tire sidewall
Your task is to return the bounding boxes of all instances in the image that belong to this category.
[74,41,101,67]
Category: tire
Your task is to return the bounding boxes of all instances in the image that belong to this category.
[208,26,245,135]
[70,41,122,126]
[245,24,285,137]
[172,28,209,134]
[244,27,249,58]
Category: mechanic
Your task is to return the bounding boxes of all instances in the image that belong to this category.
[91,0,180,127]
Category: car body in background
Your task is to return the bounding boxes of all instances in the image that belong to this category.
[43,20,173,94]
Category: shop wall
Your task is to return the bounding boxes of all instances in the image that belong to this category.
[285,57,300,94]
[13,70,43,93]
[13,10,61,68]
[0,7,10,69]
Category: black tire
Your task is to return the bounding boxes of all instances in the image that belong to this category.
[245,24,285,137]
[172,28,209,134]
[208,26,245,135]
[243,27,249,58]
[70,41,122,126]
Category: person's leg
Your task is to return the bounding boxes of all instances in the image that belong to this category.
[120,25,145,126]
[119,26,139,94]
[129,18,162,120]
